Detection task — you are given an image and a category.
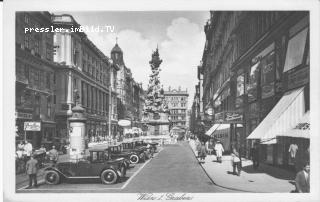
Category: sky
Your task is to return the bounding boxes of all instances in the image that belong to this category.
[53,11,210,109]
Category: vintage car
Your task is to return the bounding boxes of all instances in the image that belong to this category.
[107,143,133,168]
[44,147,127,185]
[121,141,148,164]
[135,140,159,153]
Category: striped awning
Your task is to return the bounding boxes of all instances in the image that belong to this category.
[281,111,310,139]
[205,124,230,136]
[247,87,305,143]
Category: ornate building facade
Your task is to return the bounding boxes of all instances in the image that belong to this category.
[164,87,189,128]
[111,42,145,128]
[201,11,309,169]
[15,12,57,149]
[52,14,119,143]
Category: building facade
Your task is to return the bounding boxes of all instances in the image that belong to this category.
[15,12,57,149]
[164,87,189,128]
[111,42,145,129]
[52,14,119,144]
[201,11,309,169]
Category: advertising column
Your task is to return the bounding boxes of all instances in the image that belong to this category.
[68,105,87,160]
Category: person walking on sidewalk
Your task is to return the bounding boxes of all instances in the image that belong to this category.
[198,142,207,163]
[214,141,224,163]
[250,143,260,169]
[231,148,242,176]
[295,163,310,193]
[195,138,201,157]
[25,154,38,189]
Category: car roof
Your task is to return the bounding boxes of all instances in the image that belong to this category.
[108,143,122,147]
[89,145,109,152]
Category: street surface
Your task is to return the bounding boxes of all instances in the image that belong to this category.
[17,142,233,193]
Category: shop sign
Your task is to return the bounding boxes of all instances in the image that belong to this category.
[118,119,131,127]
[24,122,41,131]
[225,112,243,123]
[15,112,32,120]
[214,111,243,124]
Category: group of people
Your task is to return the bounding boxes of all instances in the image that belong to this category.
[195,139,224,164]
[16,141,60,189]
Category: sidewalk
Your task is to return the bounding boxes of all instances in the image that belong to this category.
[189,140,296,193]
[16,153,70,186]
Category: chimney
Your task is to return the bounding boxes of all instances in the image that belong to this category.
[169,86,171,91]
[178,86,181,91]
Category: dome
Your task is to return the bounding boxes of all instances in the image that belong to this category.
[111,43,123,53]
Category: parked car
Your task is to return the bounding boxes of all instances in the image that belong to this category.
[135,140,158,153]
[108,143,133,169]
[121,141,147,164]
[44,146,127,185]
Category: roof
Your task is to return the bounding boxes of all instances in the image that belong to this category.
[89,145,108,152]
[111,43,123,53]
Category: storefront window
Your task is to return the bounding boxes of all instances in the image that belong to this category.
[261,52,275,99]
[247,62,260,102]
[283,27,308,72]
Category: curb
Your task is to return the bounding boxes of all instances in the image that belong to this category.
[187,141,258,193]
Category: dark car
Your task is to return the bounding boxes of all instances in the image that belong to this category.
[121,141,147,164]
[135,140,159,153]
[44,147,127,185]
[108,143,133,169]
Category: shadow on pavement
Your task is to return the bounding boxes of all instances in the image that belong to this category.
[241,164,295,180]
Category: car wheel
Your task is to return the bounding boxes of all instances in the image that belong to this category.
[45,170,60,185]
[129,154,139,164]
[101,169,118,184]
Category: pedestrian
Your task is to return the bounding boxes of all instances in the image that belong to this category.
[25,154,38,189]
[198,142,207,163]
[39,144,46,153]
[231,147,242,176]
[17,141,25,151]
[295,163,310,193]
[147,143,154,158]
[23,140,33,158]
[250,143,260,169]
[48,145,59,164]
[195,138,201,157]
[214,141,224,163]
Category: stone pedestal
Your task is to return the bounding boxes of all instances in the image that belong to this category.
[146,112,170,136]
[68,104,87,160]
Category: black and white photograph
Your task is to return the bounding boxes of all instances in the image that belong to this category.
[2,0,320,202]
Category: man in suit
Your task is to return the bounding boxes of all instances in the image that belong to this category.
[295,163,310,193]
[25,154,38,189]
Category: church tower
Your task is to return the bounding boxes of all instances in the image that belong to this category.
[111,38,124,65]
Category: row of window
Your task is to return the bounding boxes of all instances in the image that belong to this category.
[170,115,186,121]
[16,62,54,90]
[21,14,53,61]
[80,81,110,115]
[170,109,187,114]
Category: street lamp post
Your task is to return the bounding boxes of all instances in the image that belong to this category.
[108,67,113,142]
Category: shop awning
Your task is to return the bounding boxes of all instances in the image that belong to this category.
[247,87,305,143]
[281,111,310,139]
[205,124,230,136]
